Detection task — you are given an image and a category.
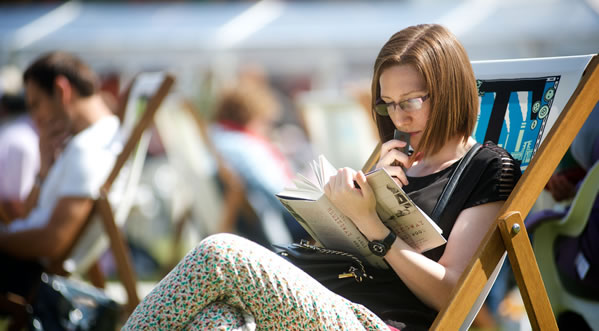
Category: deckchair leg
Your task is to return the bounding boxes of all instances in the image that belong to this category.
[497,212,558,330]
[170,206,191,268]
[97,196,140,313]
[87,260,106,289]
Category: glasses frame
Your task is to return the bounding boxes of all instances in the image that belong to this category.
[374,94,429,116]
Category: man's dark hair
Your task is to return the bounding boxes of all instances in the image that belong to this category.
[23,51,98,97]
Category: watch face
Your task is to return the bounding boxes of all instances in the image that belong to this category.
[369,241,387,256]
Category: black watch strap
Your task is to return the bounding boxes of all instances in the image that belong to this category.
[368,229,397,257]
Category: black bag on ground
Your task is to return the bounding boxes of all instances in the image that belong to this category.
[29,273,119,331]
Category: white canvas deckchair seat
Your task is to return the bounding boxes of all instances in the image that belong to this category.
[154,98,223,238]
[61,72,166,275]
[450,54,597,330]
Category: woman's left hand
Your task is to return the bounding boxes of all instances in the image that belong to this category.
[324,168,380,232]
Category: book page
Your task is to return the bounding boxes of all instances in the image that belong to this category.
[276,188,322,201]
[366,169,447,252]
[294,173,321,192]
[314,159,327,189]
[319,154,338,188]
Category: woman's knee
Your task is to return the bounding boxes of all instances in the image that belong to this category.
[185,233,249,265]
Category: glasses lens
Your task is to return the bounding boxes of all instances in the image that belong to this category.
[374,103,389,116]
[400,98,423,112]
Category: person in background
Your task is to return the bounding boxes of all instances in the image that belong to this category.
[525,102,599,329]
[0,51,121,301]
[0,93,40,222]
[210,78,309,246]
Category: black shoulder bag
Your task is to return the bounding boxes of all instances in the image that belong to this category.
[274,143,483,318]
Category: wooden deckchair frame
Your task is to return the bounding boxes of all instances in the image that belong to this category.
[165,101,257,260]
[181,100,251,233]
[49,73,176,313]
[362,54,599,330]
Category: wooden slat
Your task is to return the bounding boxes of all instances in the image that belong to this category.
[498,213,557,330]
[87,260,106,289]
[102,74,175,192]
[97,196,139,312]
[361,141,381,173]
[97,74,175,312]
[115,74,137,122]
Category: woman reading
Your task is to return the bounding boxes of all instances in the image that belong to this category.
[123,24,521,330]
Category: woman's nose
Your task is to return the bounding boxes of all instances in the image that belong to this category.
[390,109,410,126]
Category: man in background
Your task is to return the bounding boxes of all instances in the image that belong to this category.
[0,52,121,300]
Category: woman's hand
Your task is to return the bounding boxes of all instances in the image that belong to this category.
[324,168,382,234]
[376,139,411,187]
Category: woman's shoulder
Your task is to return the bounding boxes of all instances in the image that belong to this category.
[475,141,518,164]
[469,141,522,201]
[472,141,521,174]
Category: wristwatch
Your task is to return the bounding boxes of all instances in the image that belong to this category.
[368,229,397,257]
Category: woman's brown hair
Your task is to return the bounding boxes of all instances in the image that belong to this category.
[371,24,478,158]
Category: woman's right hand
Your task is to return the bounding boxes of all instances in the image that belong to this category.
[376,139,410,187]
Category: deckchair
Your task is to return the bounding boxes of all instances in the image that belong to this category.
[0,73,175,329]
[298,91,379,171]
[155,99,262,261]
[185,102,299,245]
[50,72,176,313]
[362,54,599,330]
[532,161,599,327]
[155,100,241,237]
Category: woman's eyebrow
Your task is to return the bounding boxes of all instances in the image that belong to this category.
[380,90,427,100]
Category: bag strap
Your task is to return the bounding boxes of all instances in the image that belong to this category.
[430,142,482,221]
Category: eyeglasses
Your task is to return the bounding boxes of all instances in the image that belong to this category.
[374,94,429,116]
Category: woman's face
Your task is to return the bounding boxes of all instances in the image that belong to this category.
[379,64,430,149]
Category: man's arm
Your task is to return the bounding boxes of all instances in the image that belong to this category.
[0,197,94,260]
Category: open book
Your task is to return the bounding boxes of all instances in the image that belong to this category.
[276,155,447,269]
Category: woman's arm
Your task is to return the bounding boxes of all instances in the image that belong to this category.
[325,166,505,311]
[381,201,503,311]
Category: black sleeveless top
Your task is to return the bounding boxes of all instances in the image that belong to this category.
[404,141,521,261]
[348,142,522,330]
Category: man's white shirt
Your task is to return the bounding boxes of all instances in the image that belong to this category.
[4,115,121,233]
